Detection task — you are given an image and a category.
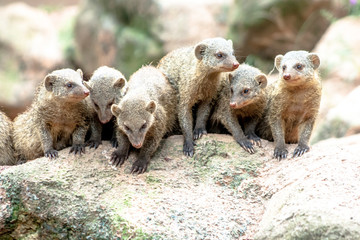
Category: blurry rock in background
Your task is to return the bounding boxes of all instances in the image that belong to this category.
[228,0,347,72]
[0,2,78,119]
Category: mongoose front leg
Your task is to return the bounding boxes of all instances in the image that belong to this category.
[111,130,118,148]
[193,100,212,140]
[179,105,195,157]
[87,117,102,149]
[220,112,254,154]
[243,119,261,147]
[70,123,89,155]
[271,118,287,160]
[131,134,161,174]
[39,123,57,159]
[293,119,314,157]
[111,131,130,167]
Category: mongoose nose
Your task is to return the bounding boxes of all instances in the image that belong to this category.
[132,143,142,149]
[229,102,237,108]
[232,62,240,70]
[283,74,291,81]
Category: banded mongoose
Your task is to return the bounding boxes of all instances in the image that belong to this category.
[256,50,321,160]
[13,68,91,161]
[0,111,16,165]
[210,64,267,153]
[157,37,239,157]
[111,66,177,174]
[83,66,127,149]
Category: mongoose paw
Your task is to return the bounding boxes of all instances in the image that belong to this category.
[247,134,262,147]
[111,137,118,148]
[87,139,102,149]
[69,144,86,155]
[237,138,255,154]
[110,150,128,167]
[293,144,310,158]
[131,159,148,174]
[193,128,207,140]
[45,149,58,159]
[274,147,288,161]
[183,140,195,157]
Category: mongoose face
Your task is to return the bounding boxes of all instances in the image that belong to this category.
[195,38,239,72]
[111,99,156,149]
[85,66,127,124]
[45,69,89,102]
[229,65,267,109]
[275,50,320,86]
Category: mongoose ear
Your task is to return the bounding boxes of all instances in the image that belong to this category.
[255,74,268,89]
[227,39,233,47]
[274,55,283,71]
[195,43,207,60]
[82,81,92,91]
[113,77,126,89]
[146,100,157,114]
[307,53,320,70]
[76,69,84,79]
[111,104,121,117]
[44,74,56,92]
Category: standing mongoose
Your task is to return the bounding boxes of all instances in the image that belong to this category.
[13,68,91,161]
[111,66,177,174]
[0,111,16,165]
[210,64,267,153]
[157,37,239,157]
[83,66,127,149]
[256,50,321,160]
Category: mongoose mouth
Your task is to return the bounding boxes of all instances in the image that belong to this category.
[230,100,252,109]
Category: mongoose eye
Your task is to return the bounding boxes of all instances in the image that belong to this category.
[216,53,223,59]
[242,89,250,95]
[230,87,234,95]
[296,64,303,70]
[282,65,286,71]
[107,100,114,108]
[140,123,147,130]
[66,83,73,88]
[94,103,99,110]
[124,125,131,132]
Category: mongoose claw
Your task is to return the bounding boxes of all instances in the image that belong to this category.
[45,149,58,159]
[237,139,255,154]
[183,141,195,157]
[131,160,148,174]
[87,139,101,149]
[69,144,86,155]
[293,144,309,158]
[110,151,127,167]
[274,147,288,161]
[193,128,207,140]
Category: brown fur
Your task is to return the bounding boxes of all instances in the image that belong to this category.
[13,69,91,161]
[84,66,127,148]
[256,50,321,160]
[0,111,16,165]
[157,37,239,157]
[111,66,177,174]
[211,64,267,153]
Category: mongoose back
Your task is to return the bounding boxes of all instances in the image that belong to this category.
[111,66,177,174]
[157,37,239,157]
[0,111,16,165]
[257,50,321,160]
[210,64,267,153]
[13,68,91,161]
[84,66,127,148]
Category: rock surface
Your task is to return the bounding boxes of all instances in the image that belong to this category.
[1,133,359,239]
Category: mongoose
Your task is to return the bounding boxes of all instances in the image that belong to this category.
[210,64,267,153]
[256,50,321,160]
[157,37,239,157]
[0,111,16,165]
[13,68,91,161]
[83,66,127,149]
[111,66,177,174]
